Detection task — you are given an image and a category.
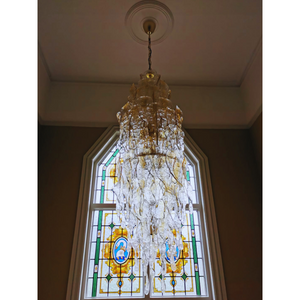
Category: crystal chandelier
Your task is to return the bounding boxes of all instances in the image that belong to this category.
[113,20,193,295]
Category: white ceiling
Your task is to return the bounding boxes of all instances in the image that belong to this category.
[38,0,262,87]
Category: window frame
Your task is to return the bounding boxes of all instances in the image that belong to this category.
[66,126,227,300]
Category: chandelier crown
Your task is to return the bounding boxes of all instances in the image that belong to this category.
[117,70,184,157]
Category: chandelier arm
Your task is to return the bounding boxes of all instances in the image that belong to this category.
[130,209,142,222]
[165,204,177,225]
[156,229,167,245]
[145,168,167,209]
[137,179,146,201]
[148,167,169,194]
[165,158,183,187]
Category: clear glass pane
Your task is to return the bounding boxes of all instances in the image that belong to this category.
[86,278,93,298]
[86,210,143,298]
[200,276,207,296]
[90,242,96,260]
[196,242,203,258]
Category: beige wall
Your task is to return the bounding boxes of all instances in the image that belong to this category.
[38,49,51,121]
[38,126,107,300]
[250,113,262,182]
[38,122,262,300]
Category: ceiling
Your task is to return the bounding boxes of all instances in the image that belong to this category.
[38,0,262,87]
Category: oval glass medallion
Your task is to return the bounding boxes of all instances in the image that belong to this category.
[165,240,180,263]
[113,237,129,264]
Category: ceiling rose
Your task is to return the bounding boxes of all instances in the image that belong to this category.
[125,0,174,45]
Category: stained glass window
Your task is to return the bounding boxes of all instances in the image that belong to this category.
[85,140,208,298]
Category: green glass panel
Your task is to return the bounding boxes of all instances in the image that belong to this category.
[190,213,195,230]
[186,170,190,181]
[106,274,112,281]
[98,211,103,230]
[195,271,201,295]
[129,274,135,281]
[105,149,119,167]
[113,149,119,156]
[95,238,100,263]
[192,237,198,264]
[92,272,98,297]
[100,186,105,204]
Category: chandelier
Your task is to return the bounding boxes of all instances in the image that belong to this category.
[113,19,193,295]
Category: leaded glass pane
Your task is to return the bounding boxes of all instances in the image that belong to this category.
[86,210,143,298]
[151,211,207,297]
[94,144,119,204]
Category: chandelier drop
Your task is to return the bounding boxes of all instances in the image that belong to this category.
[113,20,193,295]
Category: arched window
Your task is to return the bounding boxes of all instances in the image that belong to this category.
[66,126,227,300]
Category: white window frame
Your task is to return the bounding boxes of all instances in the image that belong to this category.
[66,126,227,300]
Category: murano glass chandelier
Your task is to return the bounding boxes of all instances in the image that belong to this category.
[113,20,193,295]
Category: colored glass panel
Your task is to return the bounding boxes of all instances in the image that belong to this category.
[151,211,207,297]
[86,210,143,298]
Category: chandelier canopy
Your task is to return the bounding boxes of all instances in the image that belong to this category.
[113,19,192,295]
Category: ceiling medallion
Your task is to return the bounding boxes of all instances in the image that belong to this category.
[125,0,174,45]
[114,4,193,295]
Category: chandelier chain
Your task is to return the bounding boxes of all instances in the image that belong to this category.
[148,32,152,70]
